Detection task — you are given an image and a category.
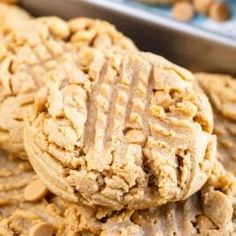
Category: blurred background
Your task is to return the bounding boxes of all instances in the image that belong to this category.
[127,0,236,40]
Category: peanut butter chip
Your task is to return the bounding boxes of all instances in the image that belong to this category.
[172,2,195,22]
[209,2,229,22]
[29,223,53,236]
[24,179,48,201]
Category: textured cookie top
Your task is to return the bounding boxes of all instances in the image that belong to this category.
[25,49,216,210]
[196,73,236,175]
[0,16,136,160]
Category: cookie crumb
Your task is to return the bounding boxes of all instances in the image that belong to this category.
[24,179,48,202]
[172,2,195,22]
[125,129,146,144]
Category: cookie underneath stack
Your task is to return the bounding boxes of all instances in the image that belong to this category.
[1,144,235,235]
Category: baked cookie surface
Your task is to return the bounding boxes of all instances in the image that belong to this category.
[25,49,216,210]
[0,16,136,160]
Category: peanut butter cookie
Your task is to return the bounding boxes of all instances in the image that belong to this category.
[24,49,216,210]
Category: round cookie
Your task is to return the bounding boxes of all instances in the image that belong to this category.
[24,49,216,210]
[196,73,236,175]
[0,16,136,160]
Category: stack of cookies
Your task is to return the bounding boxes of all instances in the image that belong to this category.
[0,2,235,236]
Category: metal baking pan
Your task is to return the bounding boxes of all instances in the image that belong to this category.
[21,0,236,76]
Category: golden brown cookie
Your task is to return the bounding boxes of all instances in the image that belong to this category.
[24,49,216,210]
[0,16,136,160]
[196,73,236,175]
